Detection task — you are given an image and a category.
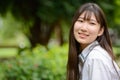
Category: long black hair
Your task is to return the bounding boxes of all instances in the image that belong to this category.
[67,2,114,80]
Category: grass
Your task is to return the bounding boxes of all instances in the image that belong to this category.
[0,48,18,58]
[0,45,120,67]
[0,45,119,58]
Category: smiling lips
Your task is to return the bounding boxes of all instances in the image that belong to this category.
[78,32,89,38]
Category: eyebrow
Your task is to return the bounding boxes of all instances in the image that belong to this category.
[78,17,97,22]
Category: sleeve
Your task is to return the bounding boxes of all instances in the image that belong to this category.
[87,58,111,80]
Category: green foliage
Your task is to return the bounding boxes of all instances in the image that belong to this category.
[1,44,68,80]
[114,0,120,25]
[113,46,120,58]
[0,0,117,47]
[1,44,120,80]
[0,12,22,38]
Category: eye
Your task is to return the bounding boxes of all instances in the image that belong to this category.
[90,22,95,25]
[89,22,96,25]
[77,19,84,23]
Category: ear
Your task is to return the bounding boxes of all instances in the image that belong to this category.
[98,27,104,36]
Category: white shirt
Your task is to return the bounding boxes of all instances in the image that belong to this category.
[78,41,120,80]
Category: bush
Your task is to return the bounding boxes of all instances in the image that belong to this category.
[1,44,68,80]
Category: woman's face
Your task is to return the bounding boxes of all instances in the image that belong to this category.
[74,12,104,50]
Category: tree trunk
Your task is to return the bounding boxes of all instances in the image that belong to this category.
[54,21,64,45]
[28,17,64,48]
[28,17,55,48]
[28,17,41,48]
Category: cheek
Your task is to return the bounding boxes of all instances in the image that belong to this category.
[89,28,100,37]
[73,24,77,33]
[73,22,80,31]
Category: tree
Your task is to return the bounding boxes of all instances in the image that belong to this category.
[0,0,116,48]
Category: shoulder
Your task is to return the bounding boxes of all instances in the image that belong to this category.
[83,45,120,79]
[85,45,112,66]
[84,46,112,71]
[88,45,111,61]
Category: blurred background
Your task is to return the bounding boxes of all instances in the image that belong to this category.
[0,0,120,80]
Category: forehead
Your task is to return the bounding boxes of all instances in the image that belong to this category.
[79,11,97,21]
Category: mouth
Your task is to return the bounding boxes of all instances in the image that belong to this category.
[78,32,89,38]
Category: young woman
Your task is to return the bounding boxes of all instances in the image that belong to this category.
[67,2,120,80]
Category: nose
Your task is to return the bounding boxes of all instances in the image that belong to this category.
[80,22,88,32]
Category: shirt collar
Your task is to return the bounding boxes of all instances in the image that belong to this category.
[79,41,99,62]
